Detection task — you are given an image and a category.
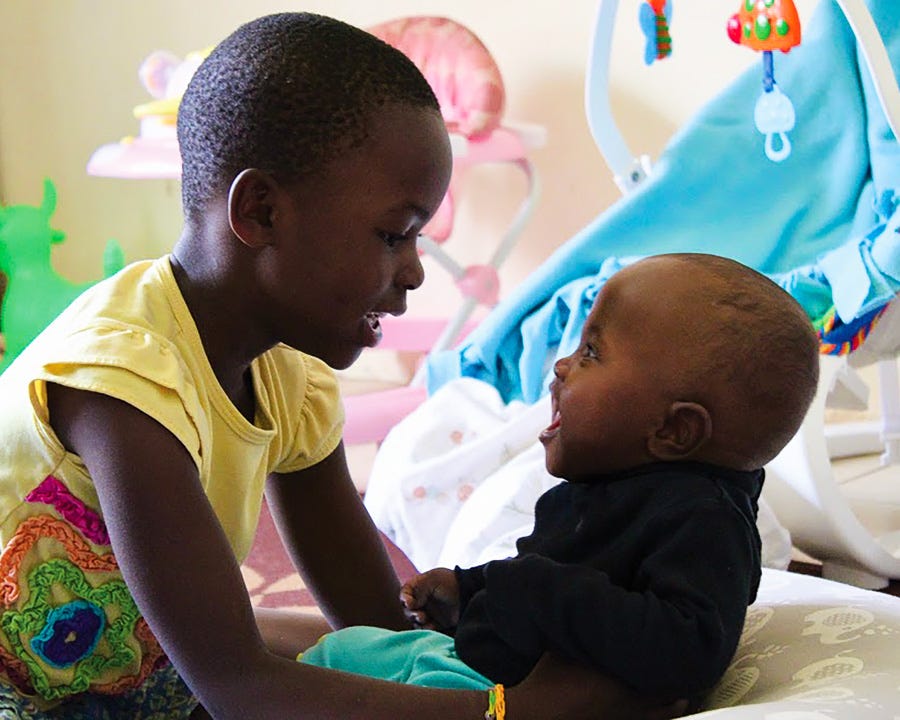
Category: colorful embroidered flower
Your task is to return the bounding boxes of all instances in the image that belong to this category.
[0,558,139,700]
[1,556,160,700]
[30,600,106,669]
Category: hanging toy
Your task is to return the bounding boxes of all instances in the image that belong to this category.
[640,0,673,66]
[727,0,801,162]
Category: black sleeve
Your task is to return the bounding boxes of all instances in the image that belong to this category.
[454,563,488,615]
[477,501,759,697]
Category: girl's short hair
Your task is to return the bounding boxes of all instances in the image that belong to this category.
[177,12,440,220]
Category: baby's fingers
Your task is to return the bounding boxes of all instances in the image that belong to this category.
[402,607,435,629]
[399,586,421,611]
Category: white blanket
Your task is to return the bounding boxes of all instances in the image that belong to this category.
[363,377,793,573]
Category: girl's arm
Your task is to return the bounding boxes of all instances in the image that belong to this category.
[47,384,683,720]
[46,384,484,719]
[264,443,410,631]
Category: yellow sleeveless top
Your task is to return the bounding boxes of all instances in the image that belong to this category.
[0,256,342,706]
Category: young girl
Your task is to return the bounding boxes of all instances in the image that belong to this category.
[0,11,682,720]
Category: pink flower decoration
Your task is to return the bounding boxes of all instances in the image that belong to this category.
[25,476,110,546]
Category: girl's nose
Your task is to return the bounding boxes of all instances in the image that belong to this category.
[398,245,425,291]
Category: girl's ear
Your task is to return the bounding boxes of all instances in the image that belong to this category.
[228,168,278,248]
[647,401,712,461]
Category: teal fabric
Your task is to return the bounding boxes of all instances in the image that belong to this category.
[426,0,900,404]
[300,626,493,690]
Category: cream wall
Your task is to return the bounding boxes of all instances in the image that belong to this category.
[0,0,820,323]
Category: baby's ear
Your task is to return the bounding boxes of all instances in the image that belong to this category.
[228,168,277,247]
[647,401,712,461]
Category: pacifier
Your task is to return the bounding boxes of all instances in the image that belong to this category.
[754,84,795,162]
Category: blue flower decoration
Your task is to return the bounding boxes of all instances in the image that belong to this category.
[30,599,106,669]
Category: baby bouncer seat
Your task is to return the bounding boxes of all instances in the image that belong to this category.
[366,0,900,589]
[579,0,900,589]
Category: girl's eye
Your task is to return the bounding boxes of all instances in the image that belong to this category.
[377,231,405,248]
[377,230,420,249]
[581,343,599,360]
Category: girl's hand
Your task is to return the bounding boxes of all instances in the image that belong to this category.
[399,567,460,631]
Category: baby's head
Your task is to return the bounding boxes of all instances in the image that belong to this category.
[541,253,819,480]
[177,12,442,223]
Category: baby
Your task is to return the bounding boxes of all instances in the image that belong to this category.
[301,252,820,708]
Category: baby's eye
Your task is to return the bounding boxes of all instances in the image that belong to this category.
[581,342,599,360]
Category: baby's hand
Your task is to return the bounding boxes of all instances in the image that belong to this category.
[399,567,460,631]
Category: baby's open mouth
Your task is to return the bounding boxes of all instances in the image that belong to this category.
[539,409,561,442]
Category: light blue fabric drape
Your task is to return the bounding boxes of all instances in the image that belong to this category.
[427,0,900,404]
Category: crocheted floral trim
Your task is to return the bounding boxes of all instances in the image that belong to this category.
[0,515,117,605]
[0,619,167,699]
[0,516,166,699]
[0,641,35,695]
[0,558,140,700]
[25,476,110,546]
[92,618,167,696]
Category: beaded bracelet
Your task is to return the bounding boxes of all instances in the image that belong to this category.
[484,683,505,720]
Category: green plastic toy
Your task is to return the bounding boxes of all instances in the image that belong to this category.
[0,179,124,374]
